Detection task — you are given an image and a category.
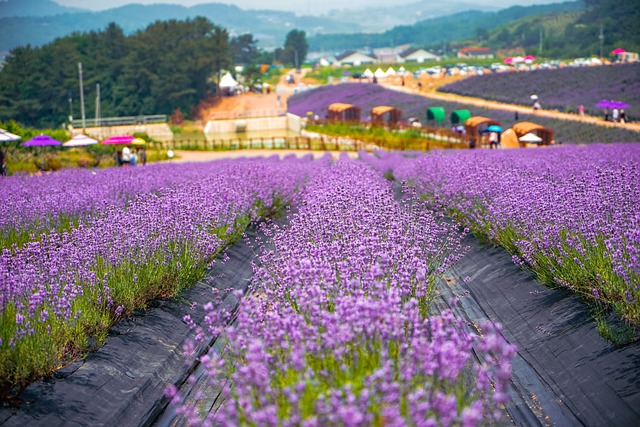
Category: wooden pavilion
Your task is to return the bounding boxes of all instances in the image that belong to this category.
[510,122,555,146]
[371,106,402,126]
[463,116,501,147]
[327,103,361,122]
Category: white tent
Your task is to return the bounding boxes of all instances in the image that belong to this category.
[219,72,239,88]
[362,68,374,78]
[386,66,396,75]
[374,67,386,78]
[519,133,543,143]
[63,134,99,147]
[0,128,21,142]
[397,66,406,75]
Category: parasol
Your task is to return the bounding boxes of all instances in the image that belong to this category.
[101,134,134,145]
[63,134,99,147]
[22,134,62,146]
[519,133,542,143]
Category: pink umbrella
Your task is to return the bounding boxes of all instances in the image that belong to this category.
[611,48,626,54]
[503,57,513,64]
[524,55,536,61]
[101,134,134,145]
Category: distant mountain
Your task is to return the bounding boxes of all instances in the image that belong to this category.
[309,1,586,52]
[322,0,498,33]
[0,0,86,18]
[0,0,498,53]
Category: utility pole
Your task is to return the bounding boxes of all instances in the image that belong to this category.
[68,91,73,127]
[95,83,101,127]
[294,49,299,71]
[78,62,86,130]
[539,27,543,53]
[598,24,604,58]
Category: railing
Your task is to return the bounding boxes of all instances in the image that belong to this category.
[79,115,167,128]
[207,109,286,120]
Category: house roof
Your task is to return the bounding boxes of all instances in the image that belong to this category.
[458,46,490,55]
[399,47,433,58]
[335,50,375,61]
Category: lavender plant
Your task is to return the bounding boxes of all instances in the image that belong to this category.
[0,156,323,393]
[387,144,640,333]
[173,159,515,426]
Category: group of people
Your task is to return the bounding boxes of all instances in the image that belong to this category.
[115,146,146,166]
[603,107,627,123]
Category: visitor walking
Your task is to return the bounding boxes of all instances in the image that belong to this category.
[0,150,7,176]
[489,131,498,149]
[604,107,610,122]
[130,149,138,166]
[578,105,584,116]
[139,147,147,165]
[620,109,627,124]
[612,108,619,122]
[121,145,131,166]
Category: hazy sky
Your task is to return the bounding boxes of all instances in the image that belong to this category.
[55,0,565,16]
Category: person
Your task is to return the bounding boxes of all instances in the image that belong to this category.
[489,131,498,149]
[514,110,519,121]
[612,108,619,122]
[604,107,610,122]
[121,145,131,166]
[139,147,147,165]
[115,149,122,167]
[469,136,476,149]
[0,150,7,176]
[130,149,138,166]
[620,109,627,124]
[578,105,584,116]
[533,101,541,111]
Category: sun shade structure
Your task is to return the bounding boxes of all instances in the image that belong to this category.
[371,106,402,126]
[22,134,62,146]
[450,109,471,125]
[327,103,361,122]
[511,122,554,145]
[0,128,21,142]
[426,107,446,122]
[464,116,501,142]
[63,134,99,147]
[101,134,135,145]
[131,137,147,146]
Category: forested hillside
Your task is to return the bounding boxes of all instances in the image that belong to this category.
[0,18,229,128]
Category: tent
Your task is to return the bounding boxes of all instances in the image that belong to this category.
[426,107,446,123]
[374,68,386,78]
[386,67,396,76]
[451,110,471,125]
[371,106,402,126]
[510,122,554,146]
[327,103,361,122]
[219,72,238,88]
[363,68,374,78]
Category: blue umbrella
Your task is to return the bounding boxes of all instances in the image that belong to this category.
[487,125,502,132]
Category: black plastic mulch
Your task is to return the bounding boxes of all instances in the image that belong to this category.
[0,227,261,427]
[438,234,640,427]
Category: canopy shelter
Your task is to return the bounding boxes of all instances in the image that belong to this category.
[327,103,361,122]
[371,106,402,126]
[0,128,21,142]
[426,107,445,123]
[450,109,471,125]
[219,72,238,88]
[510,121,554,146]
[464,116,501,146]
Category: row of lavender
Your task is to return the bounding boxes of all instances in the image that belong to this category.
[439,63,640,117]
[172,159,515,425]
[376,144,640,330]
[0,161,273,249]
[0,155,325,392]
[288,83,640,143]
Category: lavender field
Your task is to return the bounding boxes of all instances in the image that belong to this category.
[288,83,640,144]
[4,146,639,424]
[383,144,640,334]
[439,63,640,118]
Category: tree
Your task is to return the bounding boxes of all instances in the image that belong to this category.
[278,29,308,68]
[230,34,259,65]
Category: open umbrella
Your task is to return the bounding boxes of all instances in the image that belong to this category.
[595,100,612,108]
[503,57,513,64]
[610,101,629,109]
[487,125,502,132]
[611,48,626,55]
[0,128,21,142]
[63,134,98,147]
[101,134,134,145]
[519,133,542,143]
[22,134,62,146]
[131,137,146,146]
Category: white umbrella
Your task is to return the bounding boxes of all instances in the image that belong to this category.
[362,68,374,78]
[374,67,386,78]
[219,72,238,88]
[386,66,396,75]
[519,133,542,143]
[0,128,21,142]
[63,134,99,147]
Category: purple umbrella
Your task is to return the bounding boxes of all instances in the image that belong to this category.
[21,134,62,146]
